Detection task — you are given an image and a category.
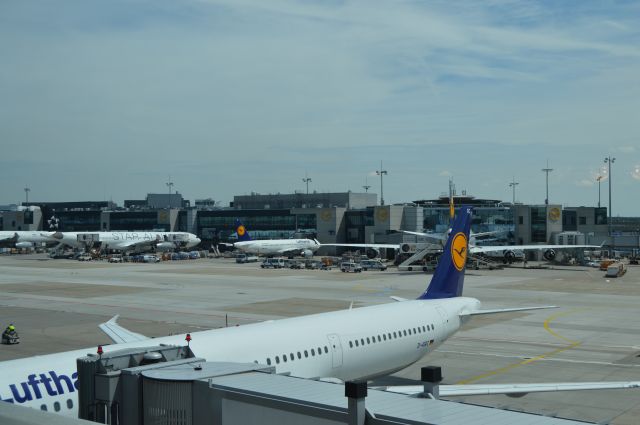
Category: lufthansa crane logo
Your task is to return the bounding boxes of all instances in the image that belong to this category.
[451,232,468,271]
[237,225,246,237]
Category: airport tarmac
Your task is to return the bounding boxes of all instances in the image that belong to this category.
[0,254,639,424]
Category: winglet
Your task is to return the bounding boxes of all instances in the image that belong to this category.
[99,315,149,344]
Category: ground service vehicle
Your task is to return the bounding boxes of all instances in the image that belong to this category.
[261,258,286,269]
[340,261,363,273]
[605,262,626,277]
[236,254,259,263]
[360,259,387,271]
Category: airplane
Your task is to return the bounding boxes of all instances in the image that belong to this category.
[0,231,57,249]
[401,228,600,264]
[49,231,201,254]
[228,219,398,258]
[2,206,638,418]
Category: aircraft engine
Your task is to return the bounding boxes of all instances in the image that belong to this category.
[543,249,556,261]
[401,244,412,253]
[15,242,34,249]
[156,242,176,252]
[366,248,380,259]
[302,249,314,258]
[503,250,516,264]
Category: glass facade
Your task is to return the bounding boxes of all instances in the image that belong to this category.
[530,207,547,242]
[345,211,367,243]
[196,210,317,240]
[423,207,514,240]
[53,211,102,232]
[562,210,577,231]
[110,212,165,231]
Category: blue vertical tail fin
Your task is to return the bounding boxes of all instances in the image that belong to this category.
[418,206,473,300]
[234,219,252,242]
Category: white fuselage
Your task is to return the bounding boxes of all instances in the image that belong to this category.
[0,297,480,417]
[234,238,320,256]
[0,231,56,247]
[55,231,200,252]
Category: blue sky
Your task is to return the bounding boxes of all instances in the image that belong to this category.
[1,0,639,214]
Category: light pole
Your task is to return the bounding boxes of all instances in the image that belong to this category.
[596,175,603,208]
[24,186,30,205]
[302,172,312,195]
[604,156,615,235]
[362,176,371,193]
[541,160,553,205]
[376,161,387,206]
[508,177,519,204]
[166,180,174,196]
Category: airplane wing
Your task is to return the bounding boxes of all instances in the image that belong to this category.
[470,244,600,254]
[461,306,556,316]
[380,381,640,397]
[99,315,149,344]
[322,243,400,249]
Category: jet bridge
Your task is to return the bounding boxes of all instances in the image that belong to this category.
[75,346,590,425]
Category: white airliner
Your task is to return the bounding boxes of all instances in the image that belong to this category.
[50,231,201,253]
[231,219,397,258]
[0,231,57,249]
[402,229,600,263]
[1,207,637,418]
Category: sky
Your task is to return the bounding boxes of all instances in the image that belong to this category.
[1,0,639,215]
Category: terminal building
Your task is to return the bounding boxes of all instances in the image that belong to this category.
[3,191,639,252]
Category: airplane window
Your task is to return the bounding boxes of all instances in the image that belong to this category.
[304,350,309,357]
[431,324,434,329]
[403,330,407,336]
[54,402,61,412]
[366,337,370,344]
[290,353,294,361]
[297,352,302,359]
[311,349,315,356]
[349,341,353,348]
[275,356,280,364]
[324,346,328,353]
[317,347,322,354]
[383,334,387,341]
[67,399,73,409]
[355,340,359,347]
[377,335,381,342]
[408,329,412,335]
[393,332,397,338]
[40,405,47,411]
[283,354,288,362]
[387,333,391,339]
[422,325,426,332]
[360,338,365,345]
[267,358,272,365]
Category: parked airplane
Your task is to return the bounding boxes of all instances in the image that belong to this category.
[403,228,600,264]
[1,206,637,418]
[229,219,397,258]
[0,231,57,249]
[50,231,201,253]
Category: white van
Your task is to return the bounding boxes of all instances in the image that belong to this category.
[605,262,625,278]
[261,258,286,269]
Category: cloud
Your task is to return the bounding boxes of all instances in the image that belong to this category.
[1,1,639,214]
[632,165,640,181]
[576,179,594,187]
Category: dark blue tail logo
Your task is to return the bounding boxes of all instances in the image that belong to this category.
[234,219,252,242]
[418,206,473,300]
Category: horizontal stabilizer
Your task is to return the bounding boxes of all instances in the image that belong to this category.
[462,305,556,316]
[380,381,640,397]
[390,296,408,302]
[99,315,149,344]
